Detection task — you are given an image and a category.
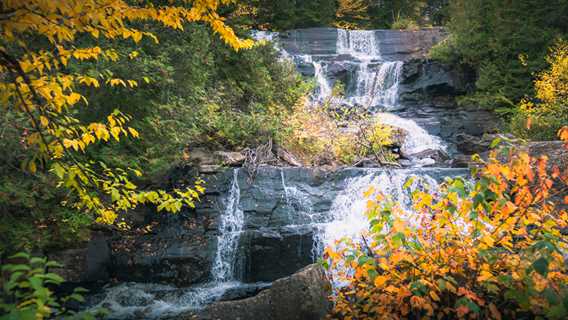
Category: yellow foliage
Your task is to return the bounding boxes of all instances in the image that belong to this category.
[280,99,395,166]
[515,41,568,139]
[0,0,253,224]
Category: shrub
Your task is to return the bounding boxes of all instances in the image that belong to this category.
[279,100,396,166]
[391,18,420,30]
[325,132,568,319]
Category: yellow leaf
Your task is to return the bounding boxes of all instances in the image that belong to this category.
[110,126,121,141]
[127,127,139,138]
[429,290,440,301]
[39,116,49,127]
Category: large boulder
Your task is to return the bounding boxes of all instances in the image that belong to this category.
[240,227,315,282]
[197,264,331,320]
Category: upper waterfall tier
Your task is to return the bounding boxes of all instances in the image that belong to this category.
[277,27,446,61]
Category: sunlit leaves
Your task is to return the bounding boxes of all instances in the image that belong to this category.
[0,0,246,224]
[326,138,568,319]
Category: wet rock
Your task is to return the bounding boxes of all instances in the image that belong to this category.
[241,227,315,283]
[402,148,449,163]
[110,211,218,286]
[197,264,331,320]
[455,133,517,155]
[398,59,472,106]
[218,283,272,302]
[48,231,111,284]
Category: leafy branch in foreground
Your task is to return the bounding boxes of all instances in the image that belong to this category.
[0,252,103,320]
[0,0,252,224]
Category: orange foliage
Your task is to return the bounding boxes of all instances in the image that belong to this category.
[326,128,568,319]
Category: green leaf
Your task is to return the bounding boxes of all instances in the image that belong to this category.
[532,257,549,276]
[490,137,502,149]
[8,252,30,260]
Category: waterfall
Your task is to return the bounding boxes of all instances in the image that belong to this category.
[313,60,332,101]
[350,61,403,108]
[376,112,447,157]
[212,168,244,282]
[337,29,380,58]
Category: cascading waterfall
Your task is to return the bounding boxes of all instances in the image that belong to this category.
[350,61,403,108]
[86,28,464,319]
[212,168,244,282]
[89,170,247,319]
[312,170,439,259]
[313,60,332,101]
[337,29,380,58]
[376,112,447,158]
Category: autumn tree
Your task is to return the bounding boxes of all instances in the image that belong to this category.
[0,0,253,225]
[512,40,568,140]
[334,0,372,29]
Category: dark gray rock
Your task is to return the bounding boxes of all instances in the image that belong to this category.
[48,231,111,284]
[197,264,331,320]
[100,166,468,288]
[398,59,472,106]
[241,226,315,283]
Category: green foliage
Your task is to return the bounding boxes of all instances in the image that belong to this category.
[391,17,420,30]
[0,18,307,250]
[0,252,102,319]
[239,0,448,31]
[0,112,91,254]
[434,0,568,112]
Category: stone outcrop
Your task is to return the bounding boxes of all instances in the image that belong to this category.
[279,28,447,61]
[195,264,331,320]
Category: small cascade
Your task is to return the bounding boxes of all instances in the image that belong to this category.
[312,170,441,281]
[280,169,318,225]
[313,60,332,101]
[337,29,380,58]
[350,61,403,108]
[376,112,447,158]
[212,169,245,282]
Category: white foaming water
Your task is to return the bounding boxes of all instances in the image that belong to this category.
[89,282,243,320]
[212,169,244,282]
[251,30,279,42]
[337,29,380,58]
[350,61,403,108]
[376,113,447,157]
[92,170,246,319]
[313,60,332,100]
[312,170,442,288]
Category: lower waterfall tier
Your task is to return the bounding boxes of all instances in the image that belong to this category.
[84,166,468,319]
